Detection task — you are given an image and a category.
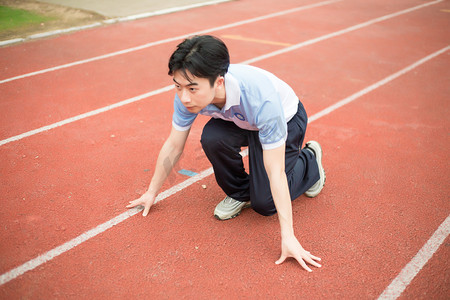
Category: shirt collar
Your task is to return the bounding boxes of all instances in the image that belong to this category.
[223,72,241,110]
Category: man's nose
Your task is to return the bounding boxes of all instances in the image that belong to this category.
[180,89,190,103]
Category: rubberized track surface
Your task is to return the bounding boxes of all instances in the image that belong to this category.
[0,0,449,298]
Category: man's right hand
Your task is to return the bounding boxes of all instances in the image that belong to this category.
[126,192,156,216]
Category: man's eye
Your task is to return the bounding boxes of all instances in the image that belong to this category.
[189,88,197,92]
[175,85,181,89]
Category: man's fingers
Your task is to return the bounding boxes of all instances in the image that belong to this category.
[126,200,139,208]
[294,256,312,272]
[275,255,287,265]
[276,253,321,271]
[300,249,322,268]
[308,253,322,262]
[142,204,151,217]
[304,255,322,268]
[126,200,143,208]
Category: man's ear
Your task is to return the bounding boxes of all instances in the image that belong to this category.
[215,75,224,88]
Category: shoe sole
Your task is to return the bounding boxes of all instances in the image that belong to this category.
[214,202,251,221]
[305,141,326,198]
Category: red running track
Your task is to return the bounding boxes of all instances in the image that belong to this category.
[0,0,449,298]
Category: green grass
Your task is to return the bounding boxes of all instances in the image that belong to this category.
[0,6,53,31]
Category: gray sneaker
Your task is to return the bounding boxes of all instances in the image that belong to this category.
[304,141,326,198]
[214,196,251,220]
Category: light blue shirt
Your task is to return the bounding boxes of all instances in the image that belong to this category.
[172,64,299,150]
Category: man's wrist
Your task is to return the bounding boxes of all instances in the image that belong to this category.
[281,227,295,239]
[145,188,157,198]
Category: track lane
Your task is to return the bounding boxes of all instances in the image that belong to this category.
[1,0,342,139]
[0,96,212,274]
[0,0,339,81]
[1,2,448,272]
[0,0,446,274]
[245,1,449,114]
[1,0,448,298]
[2,0,446,140]
[1,46,448,298]
[397,235,449,299]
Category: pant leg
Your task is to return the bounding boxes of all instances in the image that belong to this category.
[249,102,320,216]
[200,118,250,202]
[285,102,320,200]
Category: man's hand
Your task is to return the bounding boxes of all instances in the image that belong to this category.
[275,235,322,272]
[126,192,156,216]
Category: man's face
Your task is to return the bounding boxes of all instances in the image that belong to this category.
[173,70,217,114]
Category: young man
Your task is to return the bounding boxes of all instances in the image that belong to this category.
[127,35,325,272]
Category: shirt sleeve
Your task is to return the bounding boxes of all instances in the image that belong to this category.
[172,94,197,131]
[255,99,288,150]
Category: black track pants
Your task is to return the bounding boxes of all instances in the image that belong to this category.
[200,102,320,216]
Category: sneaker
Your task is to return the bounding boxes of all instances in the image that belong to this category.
[304,141,326,198]
[214,196,251,220]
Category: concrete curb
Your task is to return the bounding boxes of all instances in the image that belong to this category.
[0,0,230,47]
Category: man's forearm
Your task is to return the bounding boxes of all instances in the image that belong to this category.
[262,145,295,238]
[147,140,183,195]
[268,171,295,238]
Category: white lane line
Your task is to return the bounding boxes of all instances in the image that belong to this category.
[0,86,174,146]
[0,0,341,85]
[308,45,450,123]
[0,167,214,286]
[377,215,450,300]
[241,0,444,65]
[0,46,447,286]
[0,0,442,147]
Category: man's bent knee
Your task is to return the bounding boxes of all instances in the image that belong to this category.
[251,201,277,216]
[200,130,222,153]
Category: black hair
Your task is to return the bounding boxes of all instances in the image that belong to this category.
[168,35,230,87]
